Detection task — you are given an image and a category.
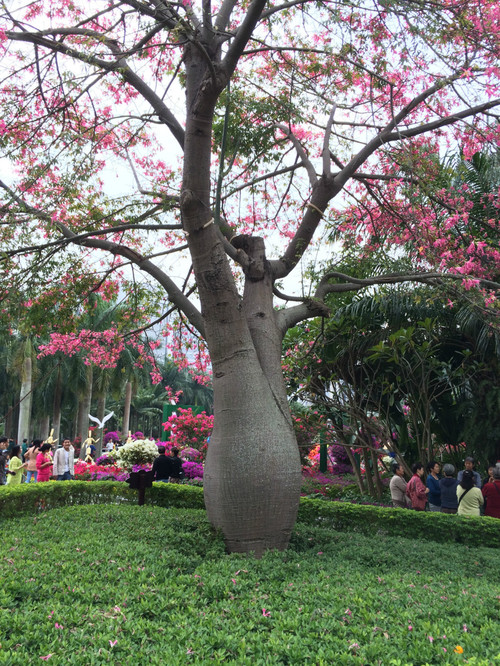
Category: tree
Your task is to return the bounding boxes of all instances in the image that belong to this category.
[285,284,500,479]
[1,1,500,553]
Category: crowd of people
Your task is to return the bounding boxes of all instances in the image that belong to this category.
[390,456,500,519]
[0,436,185,486]
[0,436,75,485]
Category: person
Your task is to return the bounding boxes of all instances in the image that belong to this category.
[426,460,441,512]
[389,462,408,508]
[0,436,9,485]
[36,443,53,482]
[168,447,184,483]
[482,465,495,488]
[24,440,42,483]
[6,445,27,486]
[457,469,484,517]
[52,438,75,481]
[457,457,481,488]
[406,462,429,510]
[21,438,29,460]
[152,446,172,482]
[481,465,500,519]
[439,464,458,514]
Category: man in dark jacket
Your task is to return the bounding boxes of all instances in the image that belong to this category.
[152,446,173,482]
[440,463,459,514]
[168,447,184,483]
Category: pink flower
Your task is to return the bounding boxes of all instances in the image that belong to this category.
[408,625,413,631]
[428,636,434,643]
[262,609,271,617]
[463,624,468,632]
[54,623,63,629]
[40,657,53,661]
[109,640,117,647]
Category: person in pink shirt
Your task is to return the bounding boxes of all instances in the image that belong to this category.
[36,443,53,482]
[24,439,42,483]
[406,462,429,511]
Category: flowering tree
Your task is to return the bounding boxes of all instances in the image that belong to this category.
[1,0,500,554]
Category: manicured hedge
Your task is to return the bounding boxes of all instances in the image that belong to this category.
[1,482,498,549]
[297,497,500,549]
[0,480,205,518]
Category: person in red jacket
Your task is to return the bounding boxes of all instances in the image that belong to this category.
[482,465,500,519]
[406,462,429,511]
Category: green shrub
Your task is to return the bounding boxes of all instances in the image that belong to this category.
[0,505,498,665]
[1,482,498,550]
[0,480,205,518]
[298,498,500,549]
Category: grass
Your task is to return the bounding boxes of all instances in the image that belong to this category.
[0,505,499,665]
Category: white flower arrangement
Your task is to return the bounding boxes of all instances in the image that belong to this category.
[115,439,158,469]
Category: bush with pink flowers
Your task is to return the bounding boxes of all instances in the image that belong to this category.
[163,408,213,458]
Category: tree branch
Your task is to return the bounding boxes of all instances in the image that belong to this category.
[222,0,268,78]
[7,28,186,149]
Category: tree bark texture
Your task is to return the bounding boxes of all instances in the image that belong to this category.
[181,45,302,553]
[122,381,132,437]
[52,366,62,442]
[78,365,93,459]
[17,355,32,446]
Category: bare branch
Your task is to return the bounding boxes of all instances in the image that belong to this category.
[315,271,500,300]
[322,104,337,177]
[275,124,317,187]
[222,0,268,78]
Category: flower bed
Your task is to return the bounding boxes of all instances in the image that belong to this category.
[74,458,203,482]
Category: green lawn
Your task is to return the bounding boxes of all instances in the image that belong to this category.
[0,505,499,665]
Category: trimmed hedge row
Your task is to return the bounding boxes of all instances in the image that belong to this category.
[0,480,205,517]
[298,497,500,549]
[1,481,498,548]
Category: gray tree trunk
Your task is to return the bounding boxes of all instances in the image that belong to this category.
[78,365,93,459]
[95,395,106,456]
[39,415,50,441]
[17,355,32,445]
[122,381,132,438]
[52,366,62,442]
[181,45,302,554]
[202,238,301,555]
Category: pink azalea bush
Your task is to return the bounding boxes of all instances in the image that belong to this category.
[162,408,213,458]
